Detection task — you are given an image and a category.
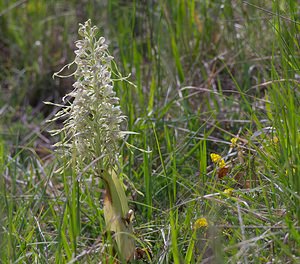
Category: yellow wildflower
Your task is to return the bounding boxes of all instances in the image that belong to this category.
[193,217,208,230]
[218,159,226,168]
[230,137,238,148]
[210,153,222,163]
[223,188,234,196]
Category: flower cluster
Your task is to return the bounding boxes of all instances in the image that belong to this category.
[193,217,208,230]
[210,153,226,168]
[52,20,125,169]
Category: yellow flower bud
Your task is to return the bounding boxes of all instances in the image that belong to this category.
[218,159,226,168]
[224,188,234,196]
[230,137,238,147]
[210,153,222,163]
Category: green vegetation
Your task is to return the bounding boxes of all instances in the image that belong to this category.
[1,0,299,263]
